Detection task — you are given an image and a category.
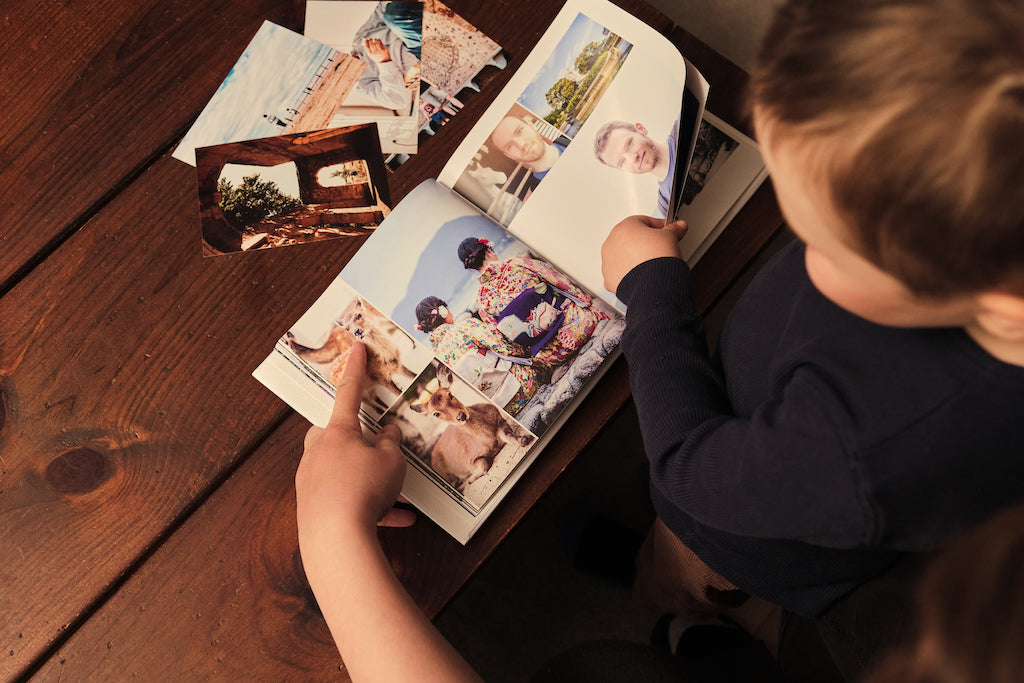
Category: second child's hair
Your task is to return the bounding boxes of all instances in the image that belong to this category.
[752,0,1024,297]
[864,504,1024,683]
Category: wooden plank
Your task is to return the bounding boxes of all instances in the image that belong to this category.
[28,363,633,681]
[0,0,302,293]
[0,152,352,678]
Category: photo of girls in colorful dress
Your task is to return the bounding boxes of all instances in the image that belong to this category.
[340,180,624,440]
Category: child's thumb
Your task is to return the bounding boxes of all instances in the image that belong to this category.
[664,220,688,240]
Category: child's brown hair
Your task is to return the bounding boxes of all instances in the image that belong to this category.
[752,0,1024,298]
[864,504,1024,683]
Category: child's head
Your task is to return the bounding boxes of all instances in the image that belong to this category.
[751,0,1024,313]
[865,504,1024,683]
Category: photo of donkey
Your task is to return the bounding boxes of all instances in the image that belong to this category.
[383,361,536,509]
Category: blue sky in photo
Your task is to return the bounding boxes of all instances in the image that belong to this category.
[174,22,336,165]
[517,13,630,116]
[340,183,522,339]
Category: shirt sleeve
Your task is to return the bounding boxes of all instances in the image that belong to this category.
[357,60,408,110]
[617,257,870,548]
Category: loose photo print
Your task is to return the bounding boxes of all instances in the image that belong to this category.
[381,360,536,512]
[194,124,390,255]
[450,13,633,226]
[174,14,420,166]
[340,181,625,436]
[303,1,424,154]
[277,277,434,422]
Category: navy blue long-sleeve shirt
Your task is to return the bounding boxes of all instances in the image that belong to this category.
[618,242,1024,616]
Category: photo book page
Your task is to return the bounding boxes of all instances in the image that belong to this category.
[436,0,709,311]
[253,0,762,544]
[254,180,625,541]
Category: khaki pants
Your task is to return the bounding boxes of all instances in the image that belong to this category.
[633,518,782,653]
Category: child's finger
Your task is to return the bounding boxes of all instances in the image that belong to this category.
[376,423,401,445]
[379,506,417,527]
[626,214,667,229]
[328,343,368,434]
[663,219,688,239]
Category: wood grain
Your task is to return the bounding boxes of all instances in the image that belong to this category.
[28,363,634,682]
[0,0,303,294]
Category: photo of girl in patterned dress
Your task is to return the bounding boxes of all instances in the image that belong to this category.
[415,295,551,416]
[457,237,608,366]
[338,180,624,436]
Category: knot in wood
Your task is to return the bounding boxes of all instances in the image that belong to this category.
[45,448,111,495]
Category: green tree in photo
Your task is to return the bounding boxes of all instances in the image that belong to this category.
[574,40,605,73]
[545,76,579,110]
[543,110,567,127]
[218,174,302,229]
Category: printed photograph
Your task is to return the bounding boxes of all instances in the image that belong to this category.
[195,124,390,255]
[447,14,632,227]
[678,116,740,206]
[450,102,573,226]
[517,13,633,136]
[174,14,420,165]
[341,181,625,436]
[304,1,424,153]
[382,360,537,511]
[307,0,506,168]
[415,0,504,133]
[280,277,434,421]
[589,114,681,218]
[418,0,503,95]
[671,111,768,264]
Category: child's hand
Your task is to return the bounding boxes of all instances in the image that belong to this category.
[601,215,688,294]
[296,343,414,557]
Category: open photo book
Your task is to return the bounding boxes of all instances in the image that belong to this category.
[254,0,767,543]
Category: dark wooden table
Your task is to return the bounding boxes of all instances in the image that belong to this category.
[0,1,781,679]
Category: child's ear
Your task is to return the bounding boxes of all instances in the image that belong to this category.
[975,292,1024,341]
